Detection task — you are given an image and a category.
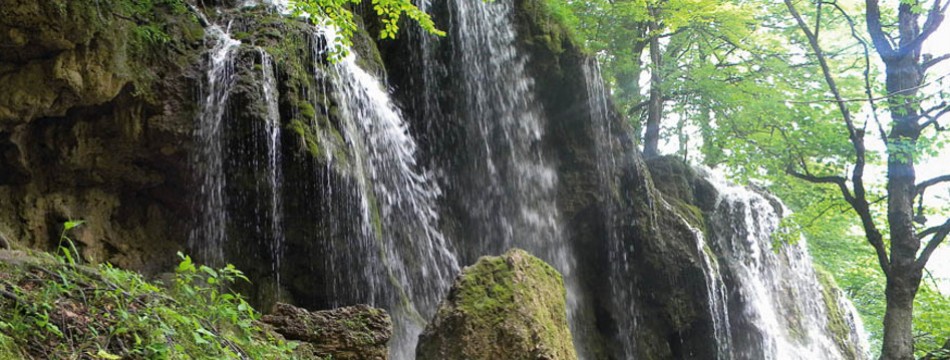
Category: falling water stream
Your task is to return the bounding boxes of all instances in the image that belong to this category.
[309,26,460,358]
[702,169,869,360]
[191,23,240,264]
[259,49,285,287]
[411,0,591,353]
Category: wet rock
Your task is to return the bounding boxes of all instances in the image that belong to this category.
[416,248,577,360]
[262,303,392,360]
[0,0,203,273]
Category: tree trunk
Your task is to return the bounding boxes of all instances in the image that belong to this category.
[880,39,924,360]
[643,12,662,158]
[881,261,922,360]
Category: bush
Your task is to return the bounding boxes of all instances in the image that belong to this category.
[0,246,297,359]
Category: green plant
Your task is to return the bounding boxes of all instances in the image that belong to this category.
[56,220,84,265]
[0,249,298,359]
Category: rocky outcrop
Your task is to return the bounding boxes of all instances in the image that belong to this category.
[0,0,204,273]
[416,249,577,360]
[262,303,392,360]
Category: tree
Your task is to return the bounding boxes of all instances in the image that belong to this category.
[562,0,754,158]
[780,0,950,358]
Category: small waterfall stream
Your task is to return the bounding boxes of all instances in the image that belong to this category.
[191,23,240,264]
[702,170,868,360]
[259,48,285,287]
[675,208,733,358]
[309,26,460,358]
[582,58,639,358]
[411,0,591,354]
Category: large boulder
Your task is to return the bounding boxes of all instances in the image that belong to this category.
[262,303,392,360]
[416,248,577,360]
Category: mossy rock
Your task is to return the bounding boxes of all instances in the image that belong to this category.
[417,248,578,360]
[815,266,860,359]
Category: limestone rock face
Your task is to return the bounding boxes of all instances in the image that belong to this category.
[262,303,392,360]
[416,248,578,360]
[0,0,204,273]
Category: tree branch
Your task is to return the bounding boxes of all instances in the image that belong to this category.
[923,53,950,71]
[897,0,949,57]
[921,104,950,131]
[823,1,887,144]
[787,168,856,205]
[917,174,950,194]
[916,218,950,270]
[865,0,896,59]
[788,0,889,276]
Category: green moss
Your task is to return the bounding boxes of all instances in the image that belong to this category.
[422,249,577,359]
[299,101,317,120]
[0,333,24,359]
[350,20,387,76]
[665,195,706,233]
[815,266,858,359]
[455,256,517,321]
[517,0,584,55]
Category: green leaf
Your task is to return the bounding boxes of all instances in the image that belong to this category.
[95,349,122,360]
[63,220,85,231]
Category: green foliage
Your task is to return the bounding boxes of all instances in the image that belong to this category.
[57,220,85,266]
[914,277,950,358]
[556,0,949,356]
[290,0,443,59]
[0,250,297,359]
[552,0,757,137]
[113,0,192,51]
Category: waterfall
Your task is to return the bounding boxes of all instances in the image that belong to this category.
[701,169,868,360]
[184,2,871,359]
[677,210,733,359]
[191,23,240,264]
[582,58,639,358]
[411,0,592,355]
[259,49,285,288]
[304,26,460,359]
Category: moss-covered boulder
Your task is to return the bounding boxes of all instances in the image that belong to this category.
[262,303,392,360]
[416,248,577,360]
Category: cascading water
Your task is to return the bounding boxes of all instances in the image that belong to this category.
[404,0,603,356]
[701,169,868,360]
[185,1,872,358]
[191,23,240,264]
[582,58,639,358]
[677,210,733,359]
[192,1,460,356]
[259,48,285,287]
[307,26,461,358]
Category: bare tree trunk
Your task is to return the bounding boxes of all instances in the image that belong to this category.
[643,10,663,158]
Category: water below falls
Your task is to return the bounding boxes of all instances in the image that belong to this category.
[187,1,870,359]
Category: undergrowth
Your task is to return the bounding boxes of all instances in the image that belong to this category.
[0,222,297,359]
